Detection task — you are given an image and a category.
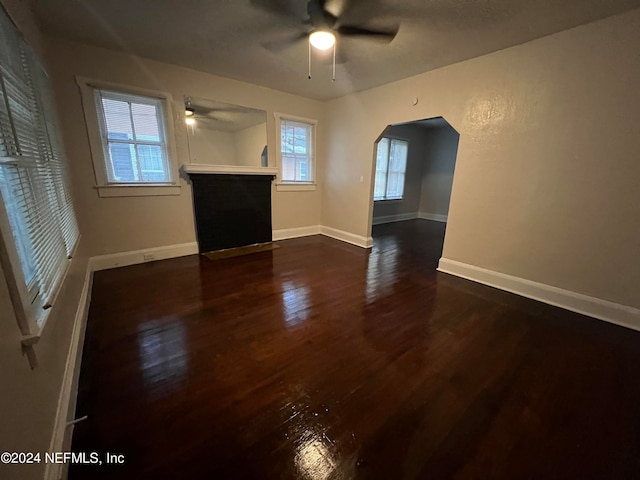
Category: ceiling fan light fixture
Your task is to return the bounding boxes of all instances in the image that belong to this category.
[309,30,335,50]
[185,117,195,126]
[185,107,194,116]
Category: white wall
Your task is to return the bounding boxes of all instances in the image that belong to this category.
[323,9,640,310]
[46,37,325,256]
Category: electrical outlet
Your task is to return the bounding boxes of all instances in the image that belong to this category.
[143,253,155,262]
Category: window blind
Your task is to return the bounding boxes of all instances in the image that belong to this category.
[0,9,79,324]
[374,137,408,201]
[94,89,170,184]
[280,119,313,182]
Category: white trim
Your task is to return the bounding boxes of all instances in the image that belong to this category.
[76,76,180,197]
[372,212,418,225]
[181,164,278,176]
[437,258,640,331]
[44,262,93,480]
[275,183,316,192]
[273,225,321,241]
[418,212,448,223]
[89,242,199,271]
[96,185,181,198]
[0,186,37,335]
[274,112,317,184]
[320,226,373,249]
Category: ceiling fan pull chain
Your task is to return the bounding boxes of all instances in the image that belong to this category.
[308,41,312,79]
[332,42,336,82]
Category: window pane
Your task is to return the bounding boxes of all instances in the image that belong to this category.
[293,126,307,154]
[376,138,389,173]
[132,102,161,142]
[138,144,168,182]
[281,125,294,153]
[108,141,137,182]
[374,138,389,199]
[299,161,308,181]
[386,172,405,199]
[0,167,36,285]
[102,98,133,141]
[374,170,387,200]
[280,119,313,182]
[282,154,295,181]
[374,137,407,200]
[389,139,408,173]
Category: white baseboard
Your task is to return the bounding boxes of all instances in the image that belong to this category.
[438,258,640,331]
[372,212,418,225]
[320,226,373,248]
[273,225,321,241]
[44,263,93,480]
[89,242,199,271]
[418,212,448,223]
[273,224,372,249]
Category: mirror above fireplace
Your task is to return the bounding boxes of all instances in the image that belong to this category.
[185,97,268,169]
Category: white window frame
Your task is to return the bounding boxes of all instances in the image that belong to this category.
[274,112,317,192]
[374,136,409,202]
[0,13,80,343]
[76,77,180,197]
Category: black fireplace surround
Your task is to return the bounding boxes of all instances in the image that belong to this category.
[188,173,273,253]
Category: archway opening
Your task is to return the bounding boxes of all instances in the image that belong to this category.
[369,116,460,268]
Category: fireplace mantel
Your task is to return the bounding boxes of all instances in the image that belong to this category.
[181,164,278,176]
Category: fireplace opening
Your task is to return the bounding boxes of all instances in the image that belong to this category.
[188,173,274,253]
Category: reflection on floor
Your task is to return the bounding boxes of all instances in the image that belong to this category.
[71,219,640,479]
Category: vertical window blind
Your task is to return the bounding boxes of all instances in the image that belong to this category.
[0,9,79,326]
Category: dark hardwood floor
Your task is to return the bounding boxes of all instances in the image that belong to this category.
[70,219,640,479]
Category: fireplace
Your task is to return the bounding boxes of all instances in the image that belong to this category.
[183,165,277,253]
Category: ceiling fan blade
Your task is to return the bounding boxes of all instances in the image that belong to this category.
[261,31,309,53]
[336,24,398,42]
[307,0,338,28]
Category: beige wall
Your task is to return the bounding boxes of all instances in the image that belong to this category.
[0,1,89,479]
[419,127,460,217]
[323,9,640,309]
[234,122,267,167]
[187,122,267,167]
[372,124,426,219]
[47,37,325,256]
[188,127,237,165]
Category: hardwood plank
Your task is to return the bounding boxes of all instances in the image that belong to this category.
[70,219,640,479]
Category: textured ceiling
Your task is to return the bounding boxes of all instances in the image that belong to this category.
[33,0,640,100]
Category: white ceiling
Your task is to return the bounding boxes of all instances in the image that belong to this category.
[33,0,640,101]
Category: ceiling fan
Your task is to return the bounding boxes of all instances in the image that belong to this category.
[250,0,399,79]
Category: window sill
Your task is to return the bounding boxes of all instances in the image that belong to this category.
[96,184,181,198]
[374,198,403,203]
[275,183,317,192]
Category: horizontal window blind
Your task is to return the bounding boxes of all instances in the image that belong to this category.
[0,8,79,325]
[280,119,313,182]
[94,89,170,184]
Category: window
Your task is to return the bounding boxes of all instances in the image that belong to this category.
[275,113,316,191]
[77,79,179,197]
[374,137,408,201]
[0,8,79,334]
[96,90,169,183]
